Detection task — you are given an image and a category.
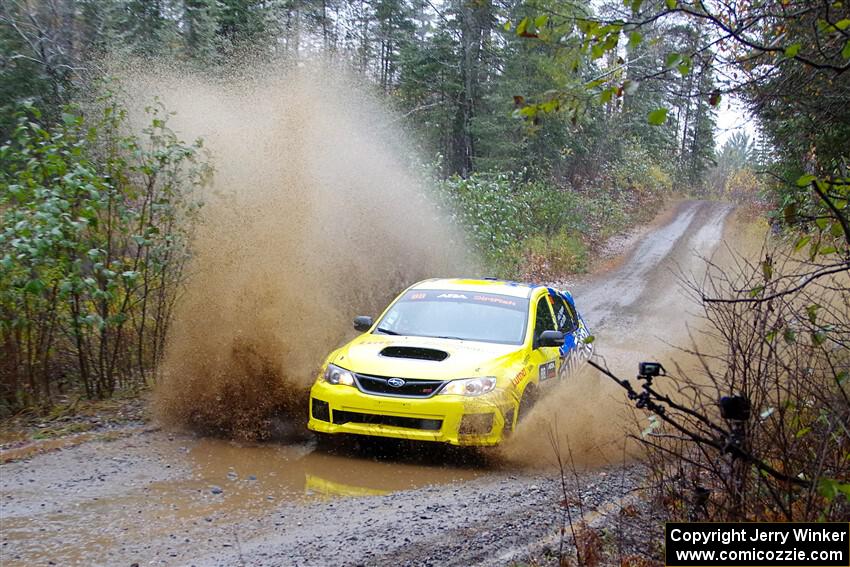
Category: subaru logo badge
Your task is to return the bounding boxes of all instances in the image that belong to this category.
[387,377,405,388]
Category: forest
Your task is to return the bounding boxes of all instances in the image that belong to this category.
[1,0,849,533]
[0,0,775,404]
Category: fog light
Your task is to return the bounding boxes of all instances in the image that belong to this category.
[312,399,330,422]
[459,413,494,435]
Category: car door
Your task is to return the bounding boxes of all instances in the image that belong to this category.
[528,293,561,390]
[553,292,592,378]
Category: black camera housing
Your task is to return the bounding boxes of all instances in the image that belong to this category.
[719,395,751,421]
[638,362,665,378]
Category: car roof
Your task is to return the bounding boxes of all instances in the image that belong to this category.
[411,278,543,299]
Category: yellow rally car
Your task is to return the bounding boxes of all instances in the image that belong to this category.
[308,278,593,446]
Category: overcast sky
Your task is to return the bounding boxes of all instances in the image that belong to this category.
[714,93,759,150]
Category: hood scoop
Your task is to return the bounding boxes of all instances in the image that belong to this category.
[379,346,449,362]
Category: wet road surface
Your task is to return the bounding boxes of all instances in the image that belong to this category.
[0,200,736,566]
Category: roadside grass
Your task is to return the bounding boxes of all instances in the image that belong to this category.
[0,391,150,448]
[520,230,589,281]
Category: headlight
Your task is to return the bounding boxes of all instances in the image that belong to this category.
[324,363,355,386]
[440,377,497,396]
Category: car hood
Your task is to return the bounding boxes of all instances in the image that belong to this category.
[330,334,521,379]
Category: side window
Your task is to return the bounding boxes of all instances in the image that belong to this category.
[534,296,556,343]
[554,296,578,334]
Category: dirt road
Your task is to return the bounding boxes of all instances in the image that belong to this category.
[0,200,734,567]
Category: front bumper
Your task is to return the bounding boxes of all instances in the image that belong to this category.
[307,381,515,446]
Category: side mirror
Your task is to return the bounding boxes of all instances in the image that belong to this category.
[353,316,373,332]
[538,330,565,348]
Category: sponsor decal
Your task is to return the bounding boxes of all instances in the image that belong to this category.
[512,366,528,387]
[557,320,593,379]
[473,295,517,307]
[556,306,568,328]
[539,361,556,381]
[402,289,525,311]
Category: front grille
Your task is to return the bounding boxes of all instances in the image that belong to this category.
[332,410,442,431]
[354,373,446,398]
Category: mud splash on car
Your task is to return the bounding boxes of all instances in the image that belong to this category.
[113,61,471,439]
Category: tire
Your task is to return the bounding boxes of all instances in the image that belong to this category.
[517,384,538,425]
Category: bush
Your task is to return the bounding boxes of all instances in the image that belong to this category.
[434,172,529,269]
[520,180,587,236]
[0,97,210,411]
[435,173,593,278]
[724,168,765,204]
[636,246,849,522]
[612,139,674,196]
[523,229,588,280]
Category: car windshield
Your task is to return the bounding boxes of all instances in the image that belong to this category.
[374,289,529,345]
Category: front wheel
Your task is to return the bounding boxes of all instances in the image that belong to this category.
[516,384,539,426]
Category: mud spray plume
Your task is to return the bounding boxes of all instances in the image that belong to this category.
[500,364,636,468]
[113,61,471,439]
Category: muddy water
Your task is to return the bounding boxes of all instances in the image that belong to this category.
[1,437,484,566]
[186,438,485,498]
[1,200,742,567]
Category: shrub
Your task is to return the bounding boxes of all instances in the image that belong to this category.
[523,229,588,280]
[434,172,529,268]
[612,140,674,195]
[520,180,587,236]
[435,166,667,279]
[0,97,210,411]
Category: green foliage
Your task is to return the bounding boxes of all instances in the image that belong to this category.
[0,95,209,409]
[434,172,530,267]
[434,166,668,278]
[788,174,850,259]
[647,108,668,125]
[439,174,584,277]
[523,229,588,275]
[612,140,674,196]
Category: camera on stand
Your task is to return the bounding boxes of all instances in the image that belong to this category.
[638,361,665,380]
[719,395,751,454]
[719,395,751,422]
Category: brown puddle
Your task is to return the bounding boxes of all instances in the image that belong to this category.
[184,437,487,499]
[1,437,485,566]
